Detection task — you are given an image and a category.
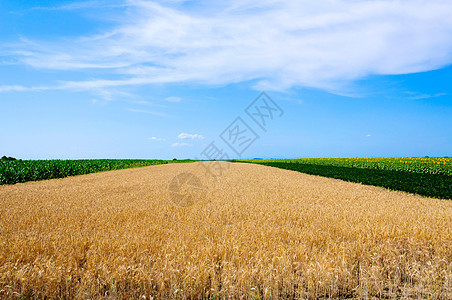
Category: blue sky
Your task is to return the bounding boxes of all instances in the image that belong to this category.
[0,0,451,159]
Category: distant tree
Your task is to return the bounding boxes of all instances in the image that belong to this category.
[1,156,17,161]
[173,158,177,161]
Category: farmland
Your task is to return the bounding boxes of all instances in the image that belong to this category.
[1,162,451,299]
[236,157,452,199]
[0,159,192,185]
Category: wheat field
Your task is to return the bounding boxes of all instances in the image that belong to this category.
[0,162,451,299]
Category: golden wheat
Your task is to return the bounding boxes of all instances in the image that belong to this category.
[0,162,451,299]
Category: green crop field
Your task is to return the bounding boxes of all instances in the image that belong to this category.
[0,159,193,185]
[235,157,452,199]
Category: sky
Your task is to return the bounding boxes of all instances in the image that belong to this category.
[0,0,451,159]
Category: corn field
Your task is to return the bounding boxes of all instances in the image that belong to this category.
[0,159,173,185]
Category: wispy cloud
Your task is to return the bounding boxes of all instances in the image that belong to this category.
[149,136,165,141]
[171,142,192,147]
[0,85,50,92]
[406,92,446,100]
[178,132,204,140]
[165,96,181,102]
[4,0,452,93]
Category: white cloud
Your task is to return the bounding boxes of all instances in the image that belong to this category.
[406,92,447,100]
[178,132,205,140]
[366,134,371,137]
[0,85,50,92]
[165,96,181,102]
[0,85,28,92]
[149,136,165,141]
[4,0,452,92]
[171,142,192,147]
